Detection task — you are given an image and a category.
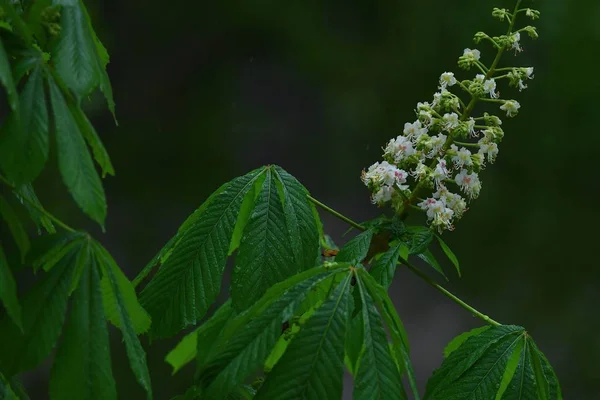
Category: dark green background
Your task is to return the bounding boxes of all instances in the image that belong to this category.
[19,0,600,398]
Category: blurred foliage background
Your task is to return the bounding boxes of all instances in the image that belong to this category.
[12,0,600,398]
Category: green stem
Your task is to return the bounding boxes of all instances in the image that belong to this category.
[402,259,502,326]
[307,195,366,231]
[0,174,77,233]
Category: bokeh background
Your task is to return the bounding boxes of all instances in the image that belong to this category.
[14,0,600,398]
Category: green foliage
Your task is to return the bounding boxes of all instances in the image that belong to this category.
[425,325,562,400]
[0,2,563,399]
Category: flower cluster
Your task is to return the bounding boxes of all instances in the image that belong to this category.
[361,5,539,233]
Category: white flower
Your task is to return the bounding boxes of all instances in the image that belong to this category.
[428,133,447,156]
[474,74,485,83]
[417,101,431,111]
[433,207,455,232]
[439,72,457,89]
[483,79,498,98]
[403,120,428,138]
[418,196,456,231]
[451,145,473,167]
[511,32,522,53]
[433,186,467,218]
[442,113,460,130]
[372,185,395,204]
[385,135,416,163]
[418,198,444,219]
[454,169,482,198]
[411,161,428,180]
[500,100,521,117]
[463,48,481,61]
[466,117,477,137]
[525,67,534,78]
[419,110,433,127]
[478,141,499,163]
[432,92,443,109]
[432,158,449,187]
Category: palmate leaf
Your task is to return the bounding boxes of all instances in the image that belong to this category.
[0,196,30,262]
[358,269,420,400]
[336,230,374,264]
[199,268,346,398]
[0,245,22,330]
[407,226,434,255]
[51,0,116,117]
[354,273,406,400]
[425,325,562,400]
[417,250,448,281]
[255,272,352,400]
[369,242,408,289]
[92,241,153,399]
[436,235,461,277]
[13,184,56,234]
[165,300,235,374]
[0,37,18,111]
[0,65,49,184]
[232,169,296,310]
[48,73,107,226]
[140,167,267,338]
[0,246,75,375]
[273,166,320,271]
[50,249,117,400]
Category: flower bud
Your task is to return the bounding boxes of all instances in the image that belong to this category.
[492,8,508,21]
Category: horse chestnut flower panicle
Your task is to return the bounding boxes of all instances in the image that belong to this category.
[361,4,539,232]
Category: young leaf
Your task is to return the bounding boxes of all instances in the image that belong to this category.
[255,273,352,400]
[0,38,18,111]
[232,169,296,311]
[0,196,30,263]
[336,230,374,264]
[13,184,56,234]
[198,270,343,397]
[98,246,151,334]
[417,250,447,281]
[0,66,49,184]
[0,248,76,375]
[0,246,22,330]
[139,167,266,338]
[165,300,235,374]
[443,326,490,358]
[70,104,115,177]
[358,269,420,400]
[273,166,320,271]
[48,74,107,226]
[93,242,153,399]
[370,242,409,288]
[354,274,407,400]
[407,226,434,255]
[436,235,461,277]
[49,254,117,400]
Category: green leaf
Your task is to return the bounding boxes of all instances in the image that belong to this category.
[70,104,115,177]
[354,274,406,400]
[370,242,409,289]
[93,241,153,399]
[140,167,266,338]
[500,339,536,400]
[228,175,263,255]
[0,38,18,111]
[424,325,526,400]
[344,310,364,376]
[273,166,320,271]
[48,74,107,226]
[199,270,342,397]
[29,232,83,272]
[495,339,524,400]
[13,184,56,234]
[0,247,75,375]
[407,226,434,255]
[443,326,490,358]
[98,246,151,334]
[165,300,235,374]
[50,253,117,400]
[232,169,296,311]
[436,235,461,277]
[358,269,419,400]
[0,246,22,330]
[0,372,18,400]
[0,196,31,262]
[0,65,49,184]
[417,250,447,281]
[336,230,374,264]
[255,272,352,400]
